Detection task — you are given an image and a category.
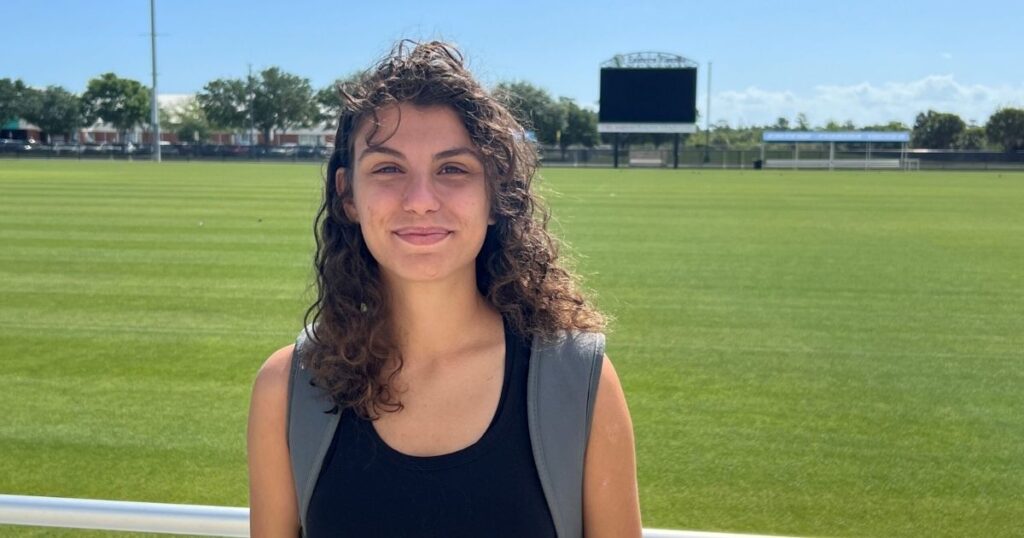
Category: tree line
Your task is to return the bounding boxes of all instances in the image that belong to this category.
[2,71,1023,152]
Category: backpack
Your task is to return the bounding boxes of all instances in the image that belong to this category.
[286,327,605,538]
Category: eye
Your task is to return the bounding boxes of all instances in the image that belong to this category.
[439,164,469,175]
[372,164,402,174]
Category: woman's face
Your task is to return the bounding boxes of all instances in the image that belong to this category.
[339,103,493,287]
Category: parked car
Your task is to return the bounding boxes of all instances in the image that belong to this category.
[82,143,113,154]
[193,144,218,157]
[0,138,33,153]
[268,144,298,157]
[156,141,180,155]
[53,143,84,155]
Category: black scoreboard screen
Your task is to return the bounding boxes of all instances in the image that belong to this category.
[599,68,698,124]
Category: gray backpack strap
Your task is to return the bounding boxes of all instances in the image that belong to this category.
[527,330,606,538]
[286,326,342,535]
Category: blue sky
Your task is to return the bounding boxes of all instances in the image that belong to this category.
[7,0,1023,127]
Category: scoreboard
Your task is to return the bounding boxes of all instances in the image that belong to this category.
[599,67,698,132]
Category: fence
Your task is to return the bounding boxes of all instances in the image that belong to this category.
[0,494,794,538]
[4,144,1023,171]
[537,147,1024,170]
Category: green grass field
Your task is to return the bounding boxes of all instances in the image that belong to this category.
[1,160,1022,537]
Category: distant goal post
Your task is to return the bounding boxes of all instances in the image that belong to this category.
[761,131,914,170]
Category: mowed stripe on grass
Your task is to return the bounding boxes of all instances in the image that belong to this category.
[1,160,1022,537]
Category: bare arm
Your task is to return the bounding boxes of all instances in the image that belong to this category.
[247,344,301,538]
[583,355,643,538]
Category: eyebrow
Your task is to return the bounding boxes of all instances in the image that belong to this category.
[359,145,480,162]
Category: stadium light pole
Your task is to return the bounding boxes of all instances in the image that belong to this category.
[149,0,161,162]
[703,61,711,164]
[248,63,256,152]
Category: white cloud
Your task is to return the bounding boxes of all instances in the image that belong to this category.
[941,52,953,60]
[710,75,1024,128]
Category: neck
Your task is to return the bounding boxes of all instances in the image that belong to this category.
[384,271,501,365]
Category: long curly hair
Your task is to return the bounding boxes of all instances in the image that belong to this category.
[304,40,605,418]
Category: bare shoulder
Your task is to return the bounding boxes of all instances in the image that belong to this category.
[596,355,626,407]
[252,344,295,401]
[248,343,295,445]
[248,344,300,536]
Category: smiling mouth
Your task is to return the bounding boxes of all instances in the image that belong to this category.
[393,229,452,246]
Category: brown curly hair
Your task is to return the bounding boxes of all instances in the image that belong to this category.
[304,40,605,418]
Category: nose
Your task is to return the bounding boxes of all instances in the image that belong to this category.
[401,172,441,215]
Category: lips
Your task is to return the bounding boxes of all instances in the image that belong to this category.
[393,227,452,246]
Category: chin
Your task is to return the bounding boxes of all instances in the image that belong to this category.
[384,260,476,285]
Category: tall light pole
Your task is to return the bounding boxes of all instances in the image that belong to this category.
[249,63,256,149]
[149,0,161,162]
[703,61,712,163]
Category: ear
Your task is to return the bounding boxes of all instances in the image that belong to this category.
[335,168,359,222]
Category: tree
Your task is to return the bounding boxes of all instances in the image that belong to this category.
[251,67,318,144]
[911,110,965,149]
[176,109,211,144]
[770,117,790,130]
[862,120,909,132]
[795,113,810,131]
[650,134,673,148]
[494,81,564,146]
[21,86,84,143]
[954,126,987,150]
[81,73,151,143]
[315,72,363,125]
[164,97,211,143]
[197,67,317,144]
[558,98,599,151]
[0,78,29,124]
[196,78,251,132]
[985,107,1024,152]
[704,120,733,149]
[823,119,844,132]
[710,131,731,148]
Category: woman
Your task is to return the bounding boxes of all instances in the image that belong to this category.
[248,41,641,537]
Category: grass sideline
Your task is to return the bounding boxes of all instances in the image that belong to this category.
[1,160,1022,537]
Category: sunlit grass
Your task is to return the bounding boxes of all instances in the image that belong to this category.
[1,160,1022,537]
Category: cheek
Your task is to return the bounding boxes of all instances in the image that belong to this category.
[459,183,492,221]
[354,199,390,262]
[351,186,392,225]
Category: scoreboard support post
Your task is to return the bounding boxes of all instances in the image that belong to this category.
[613,133,620,168]
[673,133,680,169]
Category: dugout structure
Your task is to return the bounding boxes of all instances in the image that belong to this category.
[598,52,698,168]
[761,131,915,170]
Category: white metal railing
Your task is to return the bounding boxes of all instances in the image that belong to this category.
[0,495,248,537]
[0,494,796,538]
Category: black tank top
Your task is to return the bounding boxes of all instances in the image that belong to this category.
[305,324,557,538]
